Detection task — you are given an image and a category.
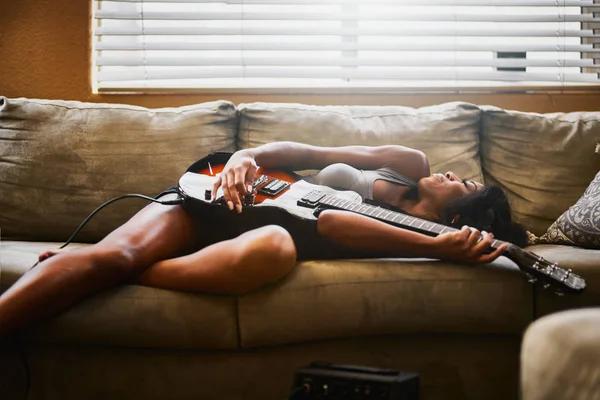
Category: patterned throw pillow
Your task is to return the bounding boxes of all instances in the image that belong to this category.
[537,171,600,248]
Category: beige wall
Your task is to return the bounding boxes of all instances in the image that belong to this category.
[1,0,600,111]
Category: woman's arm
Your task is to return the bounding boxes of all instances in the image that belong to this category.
[317,210,508,264]
[214,141,429,212]
[246,141,429,179]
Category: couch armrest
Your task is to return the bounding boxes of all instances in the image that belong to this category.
[521,308,600,400]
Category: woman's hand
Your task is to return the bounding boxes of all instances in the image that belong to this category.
[211,150,259,213]
[431,226,508,265]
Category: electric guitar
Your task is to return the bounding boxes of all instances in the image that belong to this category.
[178,153,586,295]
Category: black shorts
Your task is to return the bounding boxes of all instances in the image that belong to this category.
[157,187,358,261]
[184,197,359,261]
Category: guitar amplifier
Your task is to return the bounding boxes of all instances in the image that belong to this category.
[291,361,419,400]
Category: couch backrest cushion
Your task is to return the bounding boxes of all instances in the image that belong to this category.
[0,97,237,242]
[480,106,600,236]
[238,102,483,183]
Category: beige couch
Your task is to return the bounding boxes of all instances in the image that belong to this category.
[1,97,599,400]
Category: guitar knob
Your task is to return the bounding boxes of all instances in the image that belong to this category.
[204,189,212,201]
[243,193,255,206]
[543,283,551,290]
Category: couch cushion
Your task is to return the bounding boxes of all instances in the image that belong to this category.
[0,241,239,350]
[480,107,600,236]
[0,97,238,242]
[238,102,483,183]
[526,244,600,317]
[238,256,533,348]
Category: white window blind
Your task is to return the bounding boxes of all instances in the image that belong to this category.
[93,0,600,92]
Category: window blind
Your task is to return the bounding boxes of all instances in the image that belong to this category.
[93,0,600,92]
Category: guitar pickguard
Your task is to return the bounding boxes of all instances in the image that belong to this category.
[178,172,362,222]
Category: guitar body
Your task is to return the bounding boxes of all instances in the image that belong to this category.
[178,152,363,225]
[179,152,372,262]
[178,152,586,295]
[195,163,301,207]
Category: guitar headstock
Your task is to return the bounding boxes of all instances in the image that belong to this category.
[505,245,586,295]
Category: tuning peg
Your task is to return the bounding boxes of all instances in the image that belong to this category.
[561,269,573,282]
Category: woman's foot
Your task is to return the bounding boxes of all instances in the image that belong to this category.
[38,249,68,262]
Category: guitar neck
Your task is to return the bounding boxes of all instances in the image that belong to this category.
[318,194,505,250]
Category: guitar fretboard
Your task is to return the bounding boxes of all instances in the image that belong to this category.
[318,194,503,249]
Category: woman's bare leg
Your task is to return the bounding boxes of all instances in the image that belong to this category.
[135,225,297,295]
[0,202,197,337]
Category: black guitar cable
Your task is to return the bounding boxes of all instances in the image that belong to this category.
[16,190,184,399]
[27,192,185,272]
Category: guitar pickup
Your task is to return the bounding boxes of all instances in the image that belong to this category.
[258,178,290,196]
[297,190,327,208]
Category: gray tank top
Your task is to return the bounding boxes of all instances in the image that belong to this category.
[303,163,418,200]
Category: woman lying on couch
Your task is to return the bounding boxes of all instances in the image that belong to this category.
[0,142,527,336]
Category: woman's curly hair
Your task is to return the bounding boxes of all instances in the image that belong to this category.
[441,184,528,247]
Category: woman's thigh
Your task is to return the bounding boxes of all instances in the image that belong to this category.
[136,224,298,295]
[97,198,200,273]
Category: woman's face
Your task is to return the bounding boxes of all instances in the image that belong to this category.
[417,171,483,217]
